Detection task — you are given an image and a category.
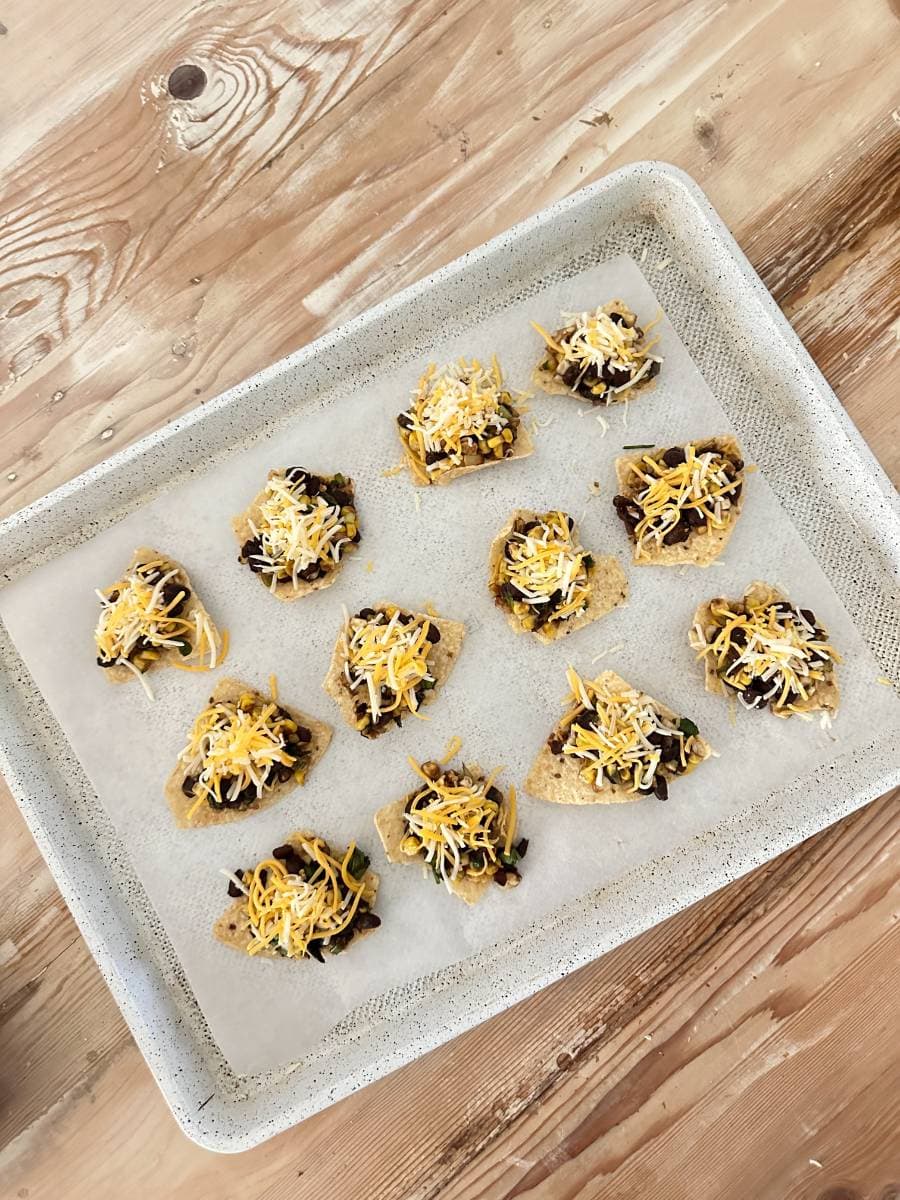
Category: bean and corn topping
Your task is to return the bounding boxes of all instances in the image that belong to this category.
[533,301,662,403]
[239,468,360,590]
[492,510,593,636]
[179,691,313,819]
[223,836,379,960]
[401,758,526,891]
[341,604,441,737]
[613,443,743,558]
[547,668,707,800]
[94,556,223,677]
[690,593,840,714]
[396,357,524,482]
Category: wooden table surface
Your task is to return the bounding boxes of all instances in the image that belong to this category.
[1,0,899,1196]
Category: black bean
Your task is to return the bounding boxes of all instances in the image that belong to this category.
[609,311,624,323]
[684,506,706,527]
[601,362,632,388]
[293,725,311,744]
[107,589,120,603]
[425,450,446,466]
[653,775,668,801]
[487,786,503,804]
[515,837,529,858]
[663,522,691,545]
[647,359,662,380]
[561,362,581,388]
[548,733,564,755]
[426,623,441,643]
[227,873,245,898]
[662,446,686,468]
[306,940,325,962]
[96,656,117,668]
[357,607,378,621]
[181,775,197,797]
[160,580,190,615]
[354,911,381,931]
[801,608,816,626]
[286,467,307,484]
[494,868,508,887]
[396,411,414,430]
[275,763,294,782]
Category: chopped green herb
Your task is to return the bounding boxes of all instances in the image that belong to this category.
[623,443,654,450]
[346,847,370,879]
[678,717,700,738]
[421,677,436,690]
[172,637,192,657]
[500,849,519,867]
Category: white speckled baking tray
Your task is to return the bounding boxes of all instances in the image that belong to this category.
[0,163,898,1151]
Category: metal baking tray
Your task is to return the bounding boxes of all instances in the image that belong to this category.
[1,162,898,1151]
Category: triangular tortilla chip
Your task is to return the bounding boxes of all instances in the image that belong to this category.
[614,436,745,566]
[231,469,359,602]
[691,581,840,718]
[166,677,332,828]
[98,547,224,684]
[525,669,712,806]
[322,605,465,736]
[488,509,628,643]
[214,831,379,957]
[401,423,534,487]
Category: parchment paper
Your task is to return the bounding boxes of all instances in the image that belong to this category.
[2,254,898,1076]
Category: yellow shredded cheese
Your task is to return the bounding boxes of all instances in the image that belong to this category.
[342,604,437,731]
[619,443,743,560]
[397,357,525,481]
[231,836,376,959]
[493,510,592,636]
[242,470,358,592]
[94,555,223,674]
[534,301,662,402]
[690,591,840,714]
[400,759,519,890]
[555,668,704,795]
[178,691,310,817]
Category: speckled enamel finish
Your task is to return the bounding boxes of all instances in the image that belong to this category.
[0,163,897,1152]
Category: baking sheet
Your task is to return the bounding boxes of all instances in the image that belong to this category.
[2,253,898,1076]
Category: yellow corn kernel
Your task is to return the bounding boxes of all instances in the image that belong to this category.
[282,719,297,731]
[239,692,255,708]
[293,768,307,784]
[501,428,514,443]
[487,435,502,449]
[355,717,369,731]
[401,836,419,855]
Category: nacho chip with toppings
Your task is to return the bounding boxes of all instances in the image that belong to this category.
[233,467,360,601]
[396,357,533,486]
[489,508,627,643]
[690,581,840,719]
[166,677,331,827]
[323,602,464,738]
[94,547,226,696]
[375,755,526,904]
[215,832,380,960]
[532,300,662,404]
[613,436,745,566]
[526,667,712,805]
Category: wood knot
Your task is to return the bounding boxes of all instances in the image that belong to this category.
[818,1189,862,1200]
[168,64,206,100]
[693,108,719,154]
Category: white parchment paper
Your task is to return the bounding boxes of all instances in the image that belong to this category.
[2,255,898,1076]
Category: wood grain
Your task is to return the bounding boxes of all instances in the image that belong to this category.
[1,0,899,1195]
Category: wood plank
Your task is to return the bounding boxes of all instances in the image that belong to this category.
[0,0,898,1194]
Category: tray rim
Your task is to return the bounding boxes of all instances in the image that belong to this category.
[1,159,898,1152]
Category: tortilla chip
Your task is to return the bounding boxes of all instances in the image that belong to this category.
[374,761,507,904]
[401,423,533,487]
[532,302,661,404]
[166,677,332,828]
[322,605,465,735]
[100,546,223,684]
[214,831,379,957]
[692,581,840,718]
[488,510,628,643]
[231,469,358,603]
[525,669,712,806]
[614,435,745,567]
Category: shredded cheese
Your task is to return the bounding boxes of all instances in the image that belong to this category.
[493,510,593,636]
[555,668,704,795]
[618,443,743,560]
[400,759,519,890]
[94,555,222,675]
[178,692,310,816]
[534,301,662,403]
[397,357,525,481]
[342,604,437,731]
[690,591,840,715]
[242,470,358,591]
[234,836,376,959]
